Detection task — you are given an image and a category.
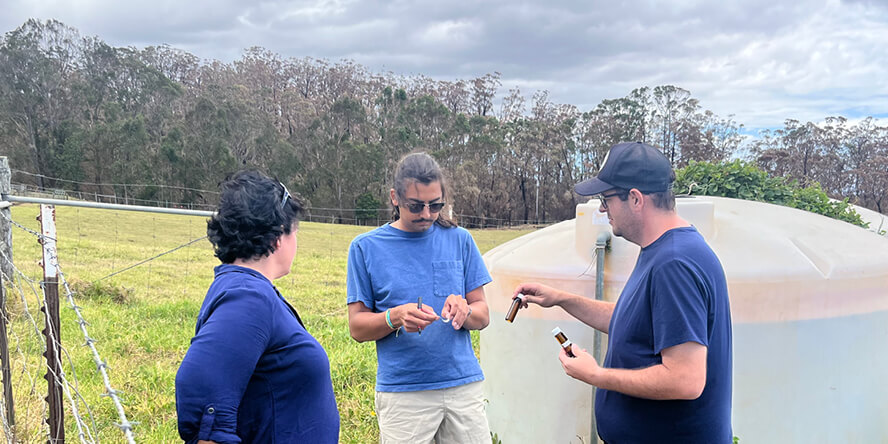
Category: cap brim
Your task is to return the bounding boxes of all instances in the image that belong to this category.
[574,177,615,196]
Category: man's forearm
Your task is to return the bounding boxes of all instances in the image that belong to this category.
[461,301,489,330]
[567,342,708,400]
[348,309,397,342]
[557,292,615,333]
[584,364,702,400]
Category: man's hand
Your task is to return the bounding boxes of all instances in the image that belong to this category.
[558,345,601,384]
[393,302,439,332]
[441,294,471,329]
[514,282,563,308]
[513,283,614,333]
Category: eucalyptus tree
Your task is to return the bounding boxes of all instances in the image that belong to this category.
[651,85,699,166]
[438,79,470,115]
[754,119,826,187]
[676,111,743,166]
[0,19,81,186]
[301,96,379,217]
[470,72,501,117]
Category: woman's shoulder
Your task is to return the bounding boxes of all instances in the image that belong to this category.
[208,270,277,305]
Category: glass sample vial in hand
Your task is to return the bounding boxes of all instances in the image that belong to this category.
[552,327,576,358]
[505,293,525,323]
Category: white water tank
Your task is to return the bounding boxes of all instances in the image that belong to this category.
[851,203,887,236]
[481,195,888,443]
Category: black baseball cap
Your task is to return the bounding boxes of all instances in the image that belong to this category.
[574,142,674,196]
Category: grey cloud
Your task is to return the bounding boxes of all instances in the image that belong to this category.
[2,0,887,130]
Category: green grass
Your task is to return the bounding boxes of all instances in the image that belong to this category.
[3,204,535,443]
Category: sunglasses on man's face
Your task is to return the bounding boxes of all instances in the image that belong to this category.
[598,190,628,210]
[402,201,446,214]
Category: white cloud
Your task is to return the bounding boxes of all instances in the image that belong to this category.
[2,0,886,130]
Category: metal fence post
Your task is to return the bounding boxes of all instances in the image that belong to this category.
[38,204,64,444]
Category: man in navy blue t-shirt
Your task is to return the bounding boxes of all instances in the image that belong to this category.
[516,142,732,443]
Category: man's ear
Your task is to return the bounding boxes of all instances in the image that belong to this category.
[390,188,398,207]
[629,188,644,210]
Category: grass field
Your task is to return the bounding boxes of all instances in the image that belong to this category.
[3,204,536,443]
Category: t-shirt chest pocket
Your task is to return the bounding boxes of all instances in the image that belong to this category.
[432,260,464,298]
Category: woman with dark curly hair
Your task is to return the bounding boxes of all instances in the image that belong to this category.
[175,170,339,444]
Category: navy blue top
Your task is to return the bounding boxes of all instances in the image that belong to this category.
[176,264,340,444]
[347,223,492,392]
[595,227,733,444]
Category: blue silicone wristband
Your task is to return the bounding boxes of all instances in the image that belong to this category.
[385,309,396,329]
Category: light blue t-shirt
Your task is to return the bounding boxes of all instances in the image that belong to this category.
[347,222,492,392]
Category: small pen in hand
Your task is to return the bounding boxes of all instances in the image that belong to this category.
[417,296,422,334]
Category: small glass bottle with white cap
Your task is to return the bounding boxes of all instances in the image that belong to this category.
[552,327,576,357]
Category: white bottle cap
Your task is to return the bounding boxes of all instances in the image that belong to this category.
[551,327,563,336]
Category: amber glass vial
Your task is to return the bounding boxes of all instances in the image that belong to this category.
[505,294,524,323]
[551,327,575,357]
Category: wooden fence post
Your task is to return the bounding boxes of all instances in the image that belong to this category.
[0,157,15,433]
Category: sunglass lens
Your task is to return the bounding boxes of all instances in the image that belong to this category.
[404,202,445,213]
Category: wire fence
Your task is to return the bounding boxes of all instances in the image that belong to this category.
[1,162,555,442]
[10,167,560,228]
[10,182,216,212]
[12,182,557,228]
[0,209,136,444]
[0,190,545,442]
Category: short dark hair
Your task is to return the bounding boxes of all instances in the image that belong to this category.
[648,188,676,211]
[391,152,456,228]
[607,187,675,211]
[207,170,305,263]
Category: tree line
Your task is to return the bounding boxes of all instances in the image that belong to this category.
[1,19,886,226]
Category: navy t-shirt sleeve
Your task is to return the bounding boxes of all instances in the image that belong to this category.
[346,240,375,310]
[650,259,709,354]
[176,288,273,443]
[462,230,492,293]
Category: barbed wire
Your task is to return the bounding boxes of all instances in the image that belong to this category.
[0,250,56,433]
[10,184,558,226]
[41,242,101,444]
[11,169,220,195]
[0,248,95,443]
[11,183,217,212]
[0,301,14,443]
[23,212,135,443]
[1,211,56,243]
[1,211,135,443]
[57,261,136,444]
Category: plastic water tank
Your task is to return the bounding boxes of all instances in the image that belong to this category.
[852,203,887,236]
[481,195,888,443]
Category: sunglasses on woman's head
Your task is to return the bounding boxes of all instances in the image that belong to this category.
[279,182,291,209]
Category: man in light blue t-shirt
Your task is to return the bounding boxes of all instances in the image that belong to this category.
[347,152,492,444]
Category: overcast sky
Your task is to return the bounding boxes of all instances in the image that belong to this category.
[2,0,887,132]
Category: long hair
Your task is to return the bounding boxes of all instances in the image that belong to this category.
[391,152,456,228]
